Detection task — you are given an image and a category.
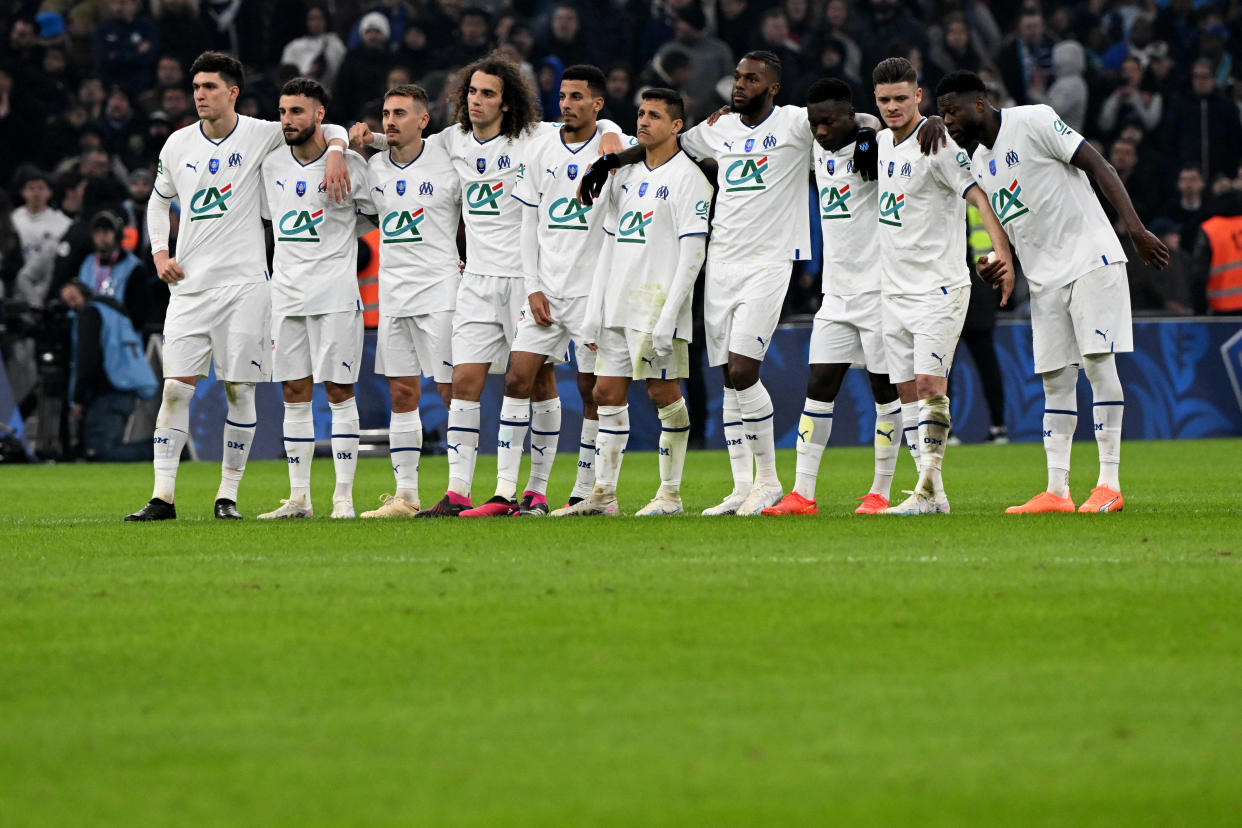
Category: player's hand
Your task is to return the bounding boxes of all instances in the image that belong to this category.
[853,127,878,182]
[599,131,624,156]
[323,148,351,203]
[919,116,948,155]
[705,105,731,126]
[651,318,675,357]
[348,122,374,152]
[1131,227,1171,269]
[578,154,622,206]
[154,251,185,284]
[458,260,466,275]
[977,252,1014,307]
[529,291,553,326]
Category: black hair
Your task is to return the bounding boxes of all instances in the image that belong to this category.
[561,64,607,98]
[934,69,987,99]
[280,76,331,109]
[640,87,685,122]
[872,56,917,86]
[741,49,782,82]
[189,50,244,93]
[807,77,852,106]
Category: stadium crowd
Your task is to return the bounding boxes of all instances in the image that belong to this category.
[2,0,1242,465]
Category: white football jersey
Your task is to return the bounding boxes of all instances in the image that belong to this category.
[368,141,462,316]
[513,125,629,298]
[152,116,285,295]
[876,119,977,295]
[261,147,374,316]
[969,105,1126,295]
[596,151,713,335]
[812,137,880,296]
[679,105,813,264]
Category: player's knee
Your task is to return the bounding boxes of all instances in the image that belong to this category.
[646,383,679,409]
[867,372,898,404]
[323,382,354,405]
[530,366,557,401]
[914,375,944,400]
[807,365,845,402]
[389,382,419,412]
[503,370,531,399]
[223,381,256,418]
[726,355,760,390]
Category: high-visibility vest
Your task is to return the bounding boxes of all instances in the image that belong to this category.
[358,229,380,328]
[967,205,993,262]
[1202,215,1242,312]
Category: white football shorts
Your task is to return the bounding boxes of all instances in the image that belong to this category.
[809,289,888,374]
[703,259,791,366]
[512,293,597,373]
[1030,262,1133,374]
[594,326,689,381]
[881,285,969,384]
[271,310,364,384]
[375,310,454,383]
[162,281,271,382]
[452,272,524,374]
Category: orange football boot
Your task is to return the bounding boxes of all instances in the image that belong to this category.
[1078,486,1124,513]
[761,491,818,515]
[1005,491,1076,514]
[854,493,890,514]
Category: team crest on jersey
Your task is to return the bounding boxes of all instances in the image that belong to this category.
[476,157,487,173]
[656,186,669,200]
[820,184,852,219]
[396,179,406,196]
[1006,150,1020,167]
[317,181,327,194]
[228,152,242,168]
[498,155,511,170]
[419,181,434,196]
[617,209,654,243]
[763,134,777,150]
[381,208,425,243]
[989,159,997,176]
[846,160,855,173]
[638,182,648,197]
[724,156,768,193]
[900,162,912,178]
[277,208,324,242]
[887,161,895,177]
[465,181,505,215]
[296,180,307,197]
[547,197,591,230]
[826,159,835,175]
[567,163,578,180]
[208,158,220,174]
[878,191,905,227]
[188,184,232,221]
[744,137,755,153]
[991,179,1030,226]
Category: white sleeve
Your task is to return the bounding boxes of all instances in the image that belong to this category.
[147,188,173,255]
[322,123,348,145]
[520,204,542,295]
[678,122,712,162]
[656,234,705,331]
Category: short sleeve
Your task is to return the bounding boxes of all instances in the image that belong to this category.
[259,119,285,154]
[933,135,977,198]
[153,153,177,199]
[1024,105,1084,164]
[512,144,541,206]
[597,174,619,235]
[787,106,813,150]
[673,167,712,238]
[350,154,375,214]
[678,123,713,162]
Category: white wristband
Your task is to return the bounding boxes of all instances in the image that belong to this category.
[327,145,344,153]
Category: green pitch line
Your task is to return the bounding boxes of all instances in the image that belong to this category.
[1,440,1240,826]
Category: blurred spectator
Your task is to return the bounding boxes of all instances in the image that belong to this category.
[928,12,996,85]
[334,12,396,121]
[781,0,817,45]
[72,210,151,328]
[78,76,107,121]
[1105,137,1158,223]
[1199,24,1233,89]
[602,63,638,133]
[346,0,414,51]
[819,0,864,84]
[154,54,184,90]
[11,167,71,309]
[0,190,24,299]
[536,56,563,120]
[535,4,590,70]
[1174,59,1242,187]
[1127,217,1195,316]
[159,85,194,129]
[1043,40,1087,133]
[997,5,1052,106]
[1170,164,1208,251]
[395,21,435,77]
[752,10,803,103]
[99,87,139,158]
[93,0,159,98]
[1100,14,1159,72]
[717,0,758,61]
[654,3,732,122]
[281,4,348,90]
[1097,56,1161,137]
[859,0,929,77]
[199,0,264,64]
[439,6,494,70]
[151,0,209,69]
[1153,0,1200,69]
[638,48,691,108]
[792,36,862,105]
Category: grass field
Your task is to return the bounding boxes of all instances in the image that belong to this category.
[2,439,1241,826]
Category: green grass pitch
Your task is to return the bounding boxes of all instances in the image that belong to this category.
[2,439,1241,826]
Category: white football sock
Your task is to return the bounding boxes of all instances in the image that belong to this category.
[283,401,314,506]
[446,398,481,497]
[736,381,779,488]
[528,397,561,496]
[594,404,630,494]
[389,408,422,505]
[657,397,690,494]
[330,397,360,503]
[722,386,752,496]
[792,398,833,500]
[900,400,921,474]
[151,379,195,503]
[871,401,902,499]
[495,396,530,501]
[1085,355,1123,490]
[1042,366,1078,498]
[571,418,598,499]
[217,381,256,503]
[915,395,951,497]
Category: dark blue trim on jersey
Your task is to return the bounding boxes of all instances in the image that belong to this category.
[903,425,917,432]
[471,130,503,146]
[390,446,422,453]
[561,126,598,153]
[1101,254,1108,265]
[801,410,833,418]
[153,185,174,199]
[1044,409,1078,416]
[678,231,708,238]
[511,194,539,207]
[893,118,927,147]
[291,145,328,167]
[741,105,778,130]
[331,433,361,439]
[388,142,426,169]
[642,148,684,172]
[1068,137,1086,165]
[225,418,257,428]
[283,436,316,442]
[941,286,949,294]
[742,411,775,423]
[1092,401,1125,406]
[199,116,240,146]
[961,181,979,199]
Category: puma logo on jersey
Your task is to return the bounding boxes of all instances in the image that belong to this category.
[250,360,262,370]
[186,162,199,172]
[931,352,945,368]
[276,180,285,190]
[1095,329,1110,340]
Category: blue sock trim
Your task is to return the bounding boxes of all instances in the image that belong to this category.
[1044,409,1078,416]
[722,420,742,428]
[579,442,594,450]
[498,419,529,427]
[530,429,559,436]
[599,428,630,435]
[331,433,360,439]
[447,426,480,434]
[742,411,775,423]
[801,410,834,419]
[283,436,315,442]
[1092,401,1124,406]
[918,419,950,429]
[225,418,257,428]
[390,446,422,454]
[661,424,692,432]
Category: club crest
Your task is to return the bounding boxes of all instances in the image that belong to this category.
[396,179,406,196]
[208,158,219,174]
[827,159,835,175]
[989,159,997,176]
[744,137,755,153]
[567,163,578,180]
[887,161,894,177]
[476,157,486,174]
[638,182,648,197]
[296,180,307,197]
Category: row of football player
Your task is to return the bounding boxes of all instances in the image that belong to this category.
[123,47,1168,522]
